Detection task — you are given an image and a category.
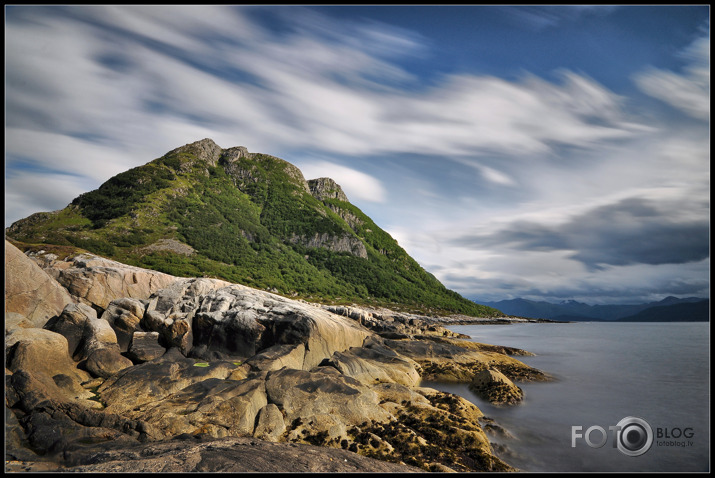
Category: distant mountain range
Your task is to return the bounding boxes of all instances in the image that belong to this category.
[472,296,709,322]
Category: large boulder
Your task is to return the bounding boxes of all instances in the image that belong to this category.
[470,368,524,405]
[43,303,97,359]
[323,343,421,387]
[141,280,372,367]
[85,348,134,379]
[127,331,166,363]
[43,253,179,312]
[6,328,90,385]
[254,403,287,442]
[8,370,157,456]
[4,241,74,328]
[97,356,242,415]
[44,303,125,375]
[133,377,268,438]
[101,298,147,352]
[5,329,95,408]
[265,367,392,444]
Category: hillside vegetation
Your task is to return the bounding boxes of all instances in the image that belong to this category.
[7,139,500,317]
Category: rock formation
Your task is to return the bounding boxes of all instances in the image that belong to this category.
[5,241,75,328]
[289,232,368,259]
[308,177,349,202]
[5,241,548,472]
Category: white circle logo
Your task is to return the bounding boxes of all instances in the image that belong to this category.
[616,416,653,457]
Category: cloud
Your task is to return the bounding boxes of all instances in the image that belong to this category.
[5,5,652,226]
[442,259,710,305]
[634,35,710,120]
[5,129,138,183]
[449,197,710,269]
[6,6,650,157]
[499,5,618,31]
[5,171,92,225]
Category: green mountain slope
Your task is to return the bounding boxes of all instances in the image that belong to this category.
[6,139,500,317]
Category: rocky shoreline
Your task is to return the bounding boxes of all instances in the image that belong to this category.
[5,240,550,473]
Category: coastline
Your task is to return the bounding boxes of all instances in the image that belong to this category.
[5,244,551,473]
[432,315,570,325]
[437,321,710,472]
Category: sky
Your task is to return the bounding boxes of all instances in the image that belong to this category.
[4,5,710,305]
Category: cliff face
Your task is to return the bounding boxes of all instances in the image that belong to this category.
[6,138,501,318]
[5,243,543,472]
[289,232,368,259]
[308,177,349,202]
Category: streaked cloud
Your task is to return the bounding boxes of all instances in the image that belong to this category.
[634,35,710,120]
[450,197,709,269]
[500,5,619,31]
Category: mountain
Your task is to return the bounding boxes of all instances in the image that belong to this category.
[472,296,708,321]
[616,299,709,322]
[6,138,499,318]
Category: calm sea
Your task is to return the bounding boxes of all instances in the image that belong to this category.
[421,322,710,472]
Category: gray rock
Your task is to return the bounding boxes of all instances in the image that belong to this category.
[44,303,97,359]
[254,403,286,442]
[4,241,74,328]
[308,177,349,202]
[246,343,305,372]
[135,377,268,438]
[85,348,134,379]
[56,436,421,473]
[288,232,367,259]
[80,317,120,358]
[323,344,421,387]
[219,145,251,164]
[265,368,392,443]
[97,359,240,415]
[6,328,90,386]
[192,308,267,360]
[140,280,371,367]
[47,253,178,311]
[164,138,223,167]
[102,298,146,352]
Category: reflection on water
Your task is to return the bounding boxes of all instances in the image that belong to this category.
[422,322,710,472]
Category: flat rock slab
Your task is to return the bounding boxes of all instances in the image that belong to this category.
[54,436,421,473]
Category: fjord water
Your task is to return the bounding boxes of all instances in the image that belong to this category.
[427,322,710,472]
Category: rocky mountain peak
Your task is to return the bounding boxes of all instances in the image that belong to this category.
[219,146,252,164]
[166,138,223,166]
[308,177,349,202]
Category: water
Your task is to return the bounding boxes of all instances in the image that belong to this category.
[421,322,710,472]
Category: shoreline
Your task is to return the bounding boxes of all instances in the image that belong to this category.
[430,314,572,326]
[6,246,553,473]
[434,321,710,472]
